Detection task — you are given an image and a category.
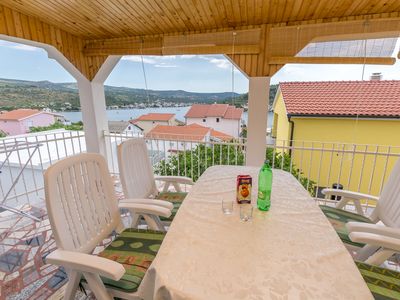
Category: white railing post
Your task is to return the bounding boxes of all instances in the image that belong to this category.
[246,77,270,166]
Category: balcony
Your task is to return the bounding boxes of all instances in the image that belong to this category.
[1,129,399,298]
[0,1,399,298]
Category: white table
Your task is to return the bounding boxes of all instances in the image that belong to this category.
[140,166,372,299]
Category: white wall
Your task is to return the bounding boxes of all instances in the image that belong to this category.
[186,117,241,137]
[135,120,171,134]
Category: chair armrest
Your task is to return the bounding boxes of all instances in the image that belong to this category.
[120,198,174,210]
[46,249,125,281]
[322,189,379,201]
[348,232,400,252]
[154,176,194,185]
[347,222,400,239]
[118,203,172,218]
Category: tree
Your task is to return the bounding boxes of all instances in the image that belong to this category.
[154,143,316,195]
[154,143,244,182]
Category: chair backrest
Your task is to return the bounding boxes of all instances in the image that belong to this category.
[376,158,400,227]
[44,153,121,253]
[117,138,158,199]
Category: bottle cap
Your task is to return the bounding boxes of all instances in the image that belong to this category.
[264,159,270,165]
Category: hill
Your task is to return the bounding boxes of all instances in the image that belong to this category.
[223,84,278,109]
[0,78,241,111]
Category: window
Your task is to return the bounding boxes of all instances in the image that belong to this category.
[216,118,220,123]
[27,120,33,128]
[202,119,206,122]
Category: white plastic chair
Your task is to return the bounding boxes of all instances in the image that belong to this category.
[117,138,194,226]
[322,158,400,265]
[44,153,171,299]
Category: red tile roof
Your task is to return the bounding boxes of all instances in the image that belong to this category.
[146,123,234,141]
[146,124,210,141]
[210,129,234,141]
[186,123,233,141]
[185,104,243,120]
[0,109,44,121]
[279,80,400,118]
[131,113,175,123]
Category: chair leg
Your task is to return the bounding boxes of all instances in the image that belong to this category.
[143,214,165,231]
[83,272,113,300]
[130,211,141,228]
[365,248,395,266]
[355,244,380,261]
[64,270,81,300]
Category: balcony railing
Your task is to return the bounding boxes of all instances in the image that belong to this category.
[1,129,400,298]
[1,130,399,218]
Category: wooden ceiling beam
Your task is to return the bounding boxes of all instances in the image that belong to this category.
[83,28,262,56]
[269,56,396,65]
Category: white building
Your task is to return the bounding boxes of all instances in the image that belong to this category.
[130,113,176,134]
[185,104,243,138]
[108,121,143,135]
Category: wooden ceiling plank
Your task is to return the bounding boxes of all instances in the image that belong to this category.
[15,0,99,37]
[140,0,178,33]
[238,0,248,25]
[343,0,369,17]
[207,0,226,28]
[20,13,32,41]
[90,0,145,36]
[167,0,197,30]
[198,0,218,29]
[253,0,264,24]
[177,0,205,30]
[27,15,38,41]
[268,0,279,24]
[0,6,7,35]
[154,0,188,32]
[114,0,157,35]
[288,0,305,21]
[275,0,287,23]
[11,9,23,38]
[48,0,109,36]
[230,0,242,26]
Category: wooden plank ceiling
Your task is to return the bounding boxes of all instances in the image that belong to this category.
[1,0,400,39]
[0,0,399,80]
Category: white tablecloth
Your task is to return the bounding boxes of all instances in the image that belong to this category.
[139,166,372,300]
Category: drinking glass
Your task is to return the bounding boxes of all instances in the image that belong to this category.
[240,204,253,221]
[222,198,233,215]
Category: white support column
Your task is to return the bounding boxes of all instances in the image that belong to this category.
[246,77,270,166]
[77,56,121,156]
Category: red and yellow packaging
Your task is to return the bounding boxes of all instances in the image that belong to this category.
[236,175,252,204]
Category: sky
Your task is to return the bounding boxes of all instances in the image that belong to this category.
[0,39,399,94]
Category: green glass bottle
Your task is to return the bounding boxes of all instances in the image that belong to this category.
[257,160,272,211]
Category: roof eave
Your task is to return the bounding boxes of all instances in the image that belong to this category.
[288,114,400,119]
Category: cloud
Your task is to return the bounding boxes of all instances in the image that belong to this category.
[155,63,177,68]
[122,55,178,68]
[122,56,157,64]
[199,55,231,69]
[0,40,39,51]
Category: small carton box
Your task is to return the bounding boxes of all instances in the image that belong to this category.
[236,175,252,204]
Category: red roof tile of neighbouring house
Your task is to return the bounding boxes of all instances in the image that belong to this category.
[279,80,400,118]
[0,109,44,121]
[186,123,234,141]
[146,124,210,141]
[130,113,175,123]
[185,104,243,120]
[146,123,234,141]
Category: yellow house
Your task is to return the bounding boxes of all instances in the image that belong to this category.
[272,80,400,196]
